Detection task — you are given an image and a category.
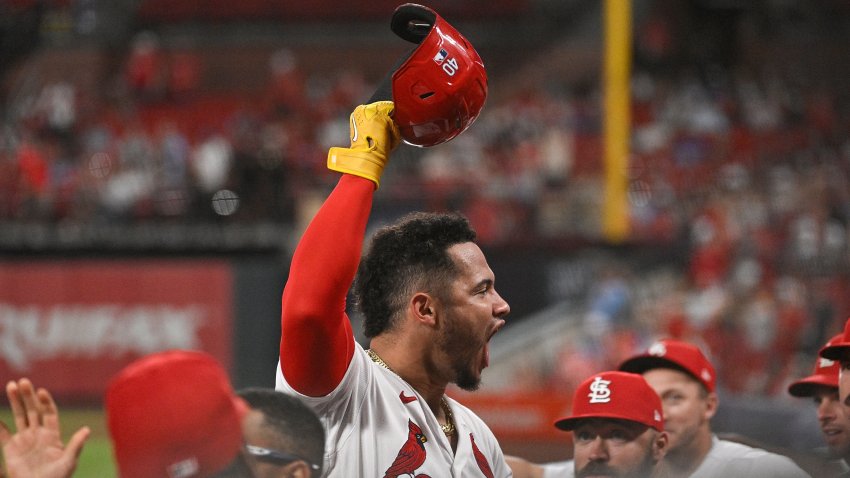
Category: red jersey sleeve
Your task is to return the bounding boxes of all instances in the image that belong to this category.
[279,175,373,396]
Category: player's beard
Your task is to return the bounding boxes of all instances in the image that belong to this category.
[575,447,656,478]
[438,314,483,392]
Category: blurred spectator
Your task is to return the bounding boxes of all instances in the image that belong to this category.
[191,133,233,196]
[125,31,166,102]
[167,49,202,102]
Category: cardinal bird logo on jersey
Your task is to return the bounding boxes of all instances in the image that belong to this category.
[383,419,429,478]
[470,433,495,478]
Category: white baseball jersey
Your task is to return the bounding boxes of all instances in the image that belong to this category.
[276,342,512,478]
[689,435,810,478]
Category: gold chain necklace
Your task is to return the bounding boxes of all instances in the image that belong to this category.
[366,349,456,437]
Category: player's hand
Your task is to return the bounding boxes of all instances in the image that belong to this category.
[0,378,90,478]
[327,101,401,188]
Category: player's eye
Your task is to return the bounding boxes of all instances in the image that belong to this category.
[609,428,630,443]
[664,393,684,404]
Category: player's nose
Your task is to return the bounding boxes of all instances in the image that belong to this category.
[587,436,609,461]
[492,289,510,318]
[817,399,837,421]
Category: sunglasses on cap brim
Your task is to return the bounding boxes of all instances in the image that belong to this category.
[244,444,320,471]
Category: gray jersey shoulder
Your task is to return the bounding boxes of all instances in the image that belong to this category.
[690,436,811,478]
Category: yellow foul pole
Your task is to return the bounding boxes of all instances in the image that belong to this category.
[602,0,631,242]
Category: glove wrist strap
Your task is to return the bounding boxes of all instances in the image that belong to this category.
[327,147,388,189]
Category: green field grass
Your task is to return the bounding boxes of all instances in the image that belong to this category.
[0,408,116,477]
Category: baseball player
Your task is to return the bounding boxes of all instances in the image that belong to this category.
[106,350,256,478]
[788,334,850,476]
[2,355,257,478]
[820,318,850,409]
[275,99,511,476]
[239,388,326,478]
[274,6,510,475]
[618,338,810,477]
[554,371,669,478]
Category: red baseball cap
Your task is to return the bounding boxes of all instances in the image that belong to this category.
[618,339,716,393]
[106,350,248,478]
[555,371,664,432]
[820,318,850,361]
[789,334,842,397]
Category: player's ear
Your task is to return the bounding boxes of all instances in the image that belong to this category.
[653,430,669,461]
[703,392,718,420]
[281,460,313,477]
[411,292,437,327]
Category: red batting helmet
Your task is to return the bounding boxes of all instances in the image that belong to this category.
[389,3,488,147]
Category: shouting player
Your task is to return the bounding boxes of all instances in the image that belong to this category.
[274,99,510,476]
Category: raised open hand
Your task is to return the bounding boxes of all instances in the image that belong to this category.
[0,379,90,478]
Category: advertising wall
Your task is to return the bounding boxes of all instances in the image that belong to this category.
[0,260,233,401]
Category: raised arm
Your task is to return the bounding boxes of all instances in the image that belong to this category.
[280,101,400,397]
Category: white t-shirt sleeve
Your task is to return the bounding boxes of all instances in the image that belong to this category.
[542,459,574,478]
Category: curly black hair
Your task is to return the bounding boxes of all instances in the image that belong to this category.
[354,211,476,338]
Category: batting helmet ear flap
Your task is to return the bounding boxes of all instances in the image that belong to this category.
[367,3,436,104]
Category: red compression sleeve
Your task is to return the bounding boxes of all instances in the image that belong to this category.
[280,175,374,396]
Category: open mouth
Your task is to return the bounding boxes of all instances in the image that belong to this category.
[482,320,505,369]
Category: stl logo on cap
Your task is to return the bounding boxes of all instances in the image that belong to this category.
[554,371,665,432]
[587,376,613,403]
[700,368,712,384]
[648,342,667,357]
[820,357,835,368]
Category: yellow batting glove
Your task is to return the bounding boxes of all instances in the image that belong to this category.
[327,101,401,189]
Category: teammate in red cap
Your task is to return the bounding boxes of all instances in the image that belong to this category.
[819,317,850,411]
[0,354,255,478]
[553,371,669,478]
[788,334,850,476]
[106,350,255,478]
[618,338,809,477]
[276,74,510,478]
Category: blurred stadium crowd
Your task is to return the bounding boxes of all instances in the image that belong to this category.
[2,0,850,401]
